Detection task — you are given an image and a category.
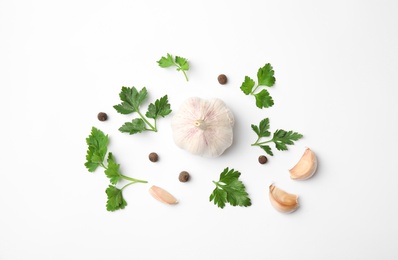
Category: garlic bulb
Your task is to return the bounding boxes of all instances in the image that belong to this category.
[171,97,234,157]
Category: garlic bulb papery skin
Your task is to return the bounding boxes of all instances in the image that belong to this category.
[171,97,234,158]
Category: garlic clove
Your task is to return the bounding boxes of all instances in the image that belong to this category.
[289,148,317,180]
[149,185,178,205]
[269,184,299,213]
[171,97,234,158]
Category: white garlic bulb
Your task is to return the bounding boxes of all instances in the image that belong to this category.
[171,97,234,157]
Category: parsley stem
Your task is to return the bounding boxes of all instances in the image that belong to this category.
[136,110,157,132]
[251,84,260,95]
[181,69,189,81]
[172,60,188,81]
[252,139,273,146]
[101,162,147,184]
[121,178,148,190]
[120,174,148,183]
[120,181,135,190]
[212,180,225,188]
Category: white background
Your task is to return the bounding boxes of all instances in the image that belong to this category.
[1,0,398,259]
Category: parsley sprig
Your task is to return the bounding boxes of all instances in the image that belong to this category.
[113,86,172,135]
[85,127,148,211]
[157,53,190,81]
[251,118,303,156]
[240,63,276,109]
[210,168,251,209]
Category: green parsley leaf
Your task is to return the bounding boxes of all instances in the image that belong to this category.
[222,180,250,207]
[113,102,135,114]
[84,128,148,211]
[105,185,127,212]
[157,53,174,68]
[175,56,189,71]
[114,86,172,134]
[240,76,255,95]
[251,118,271,138]
[210,168,251,209]
[260,145,273,156]
[157,53,189,81]
[85,127,109,172]
[118,118,147,134]
[254,89,274,109]
[145,95,172,119]
[240,63,276,109]
[209,188,227,209]
[273,130,303,151]
[257,63,275,87]
[113,86,148,115]
[104,153,121,185]
[251,118,303,156]
[219,167,241,183]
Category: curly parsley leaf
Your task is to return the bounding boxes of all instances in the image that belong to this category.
[251,118,303,156]
[240,63,276,109]
[145,95,172,119]
[157,53,189,81]
[114,86,172,134]
[210,168,251,209]
[85,127,109,172]
[105,185,127,212]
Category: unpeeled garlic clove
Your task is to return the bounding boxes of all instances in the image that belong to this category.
[289,148,317,180]
[149,185,178,205]
[269,184,299,213]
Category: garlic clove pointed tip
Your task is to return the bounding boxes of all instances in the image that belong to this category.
[289,148,317,180]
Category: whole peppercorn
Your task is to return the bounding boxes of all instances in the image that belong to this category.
[217,74,228,85]
[258,155,268,164]
[148,152,159,162]
[97,112,108,121]
[178,171,190,182]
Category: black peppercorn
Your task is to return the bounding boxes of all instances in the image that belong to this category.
[149,152,158,162]
[179,171,190,182]
[258,155,268,164]
[217,74,227,85]
[97,112,108,121]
